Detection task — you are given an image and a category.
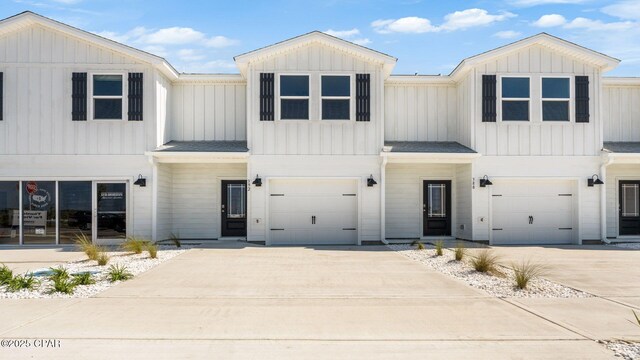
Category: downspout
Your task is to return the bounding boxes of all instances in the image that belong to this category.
[600,155,613,244]
[380,155,388,245]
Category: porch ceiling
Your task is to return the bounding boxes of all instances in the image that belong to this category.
[147,141,249,163]
[381,141,479,163]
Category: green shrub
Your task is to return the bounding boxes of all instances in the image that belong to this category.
[146,243,158,259]
[471,250,501,274]
[0,264,13,285]
[121,237,147,254]
[454,242,466,261]
[48,277,76,294]
[75,233,99,260]
[72,272,95,286]
[107,264,133,282]
[434,240,444,256]
[414,241,425,250]
[48,266,70,282]
[7,274,39,292]
[169,232,181,248]
[511,260,548,289]
[96,252,110,266]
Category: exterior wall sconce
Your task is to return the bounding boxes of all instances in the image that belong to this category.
[588,174,604,187]
[479,175,493,187]
[367,175,377,187]
[133,174,146,187]
[252,175,262,187]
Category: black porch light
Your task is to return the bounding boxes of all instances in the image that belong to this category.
[252,175,262,187]
[133,174,146,187]
[588,174,604,187]
[479,175,493,187]
[367,175,377,187]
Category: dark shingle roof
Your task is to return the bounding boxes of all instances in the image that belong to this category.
[383,141,476,154]
[155,141,249,153]
[603,142,640,153]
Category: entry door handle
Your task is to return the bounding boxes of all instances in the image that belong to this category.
[312,216,316,225]
[529,216,533,224]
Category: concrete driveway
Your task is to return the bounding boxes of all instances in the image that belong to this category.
[0,244,627,359]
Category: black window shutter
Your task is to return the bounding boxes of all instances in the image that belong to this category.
[575,76,589,123]
[72,72,87,121]
[260,73,274,121]
[128,72,143,121]
[0,72,3,121]
[482,75,497,122]
[356,74,371,122]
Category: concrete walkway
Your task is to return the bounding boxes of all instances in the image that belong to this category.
[0,243,631,359]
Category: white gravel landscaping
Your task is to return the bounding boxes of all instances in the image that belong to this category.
[611,243,640,250]
[602,340,640,360]
[0,246,188,299]
[388,244,591,298]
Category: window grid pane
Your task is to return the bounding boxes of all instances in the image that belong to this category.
[622,184,639,217]
[227,184,246,219]
[93,75,122,96]
[280,76,309,96]
[502,100,529,121]
[502,77,530,98]
[542,78,570,99]
[94,99,123,119]
[428,184,446,218]
[322,99,350,120]
[543,101,569,121]
[281,99,309,120]
[322,76,350,96]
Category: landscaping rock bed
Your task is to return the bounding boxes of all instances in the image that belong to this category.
[388,244,591,298]
[612,243,640,250]
[0,246,188,299]
[602,340,640,360]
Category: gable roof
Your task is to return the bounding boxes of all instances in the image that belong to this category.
[234,31,397,78]
[450,32,620,80]
[0,11,179,80]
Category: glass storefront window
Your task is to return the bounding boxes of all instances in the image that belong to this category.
[23,181,56,244]
[0,182,19,245]
[59,181,92,244]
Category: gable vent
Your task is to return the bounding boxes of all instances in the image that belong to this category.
[71,72,87,121]
[482,75,497,122]
[128,72,144,121]
[356,73,370,121]
[575,76,589,123]
[260,73,274,121]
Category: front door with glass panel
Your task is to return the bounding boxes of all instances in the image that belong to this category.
[619,181,640,236]
[96,183,127,241]
[423,180,452,237]
[221,180,247,237]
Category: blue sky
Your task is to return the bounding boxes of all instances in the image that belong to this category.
[3,0,640,76]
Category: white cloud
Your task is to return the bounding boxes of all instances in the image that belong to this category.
[602,1,640,21]
[352,38,372,46]
[372,17,436,34]
[141,45,168,58]
[372,9,515,34]
[324,28,360,38]
[184,60,237,73]
[493,30,522,39]
[564,17,636,31]
[51,0,83,3]
[205,35,238,48]
[142,27,206,45]
[508,0,586,6]
[177,49,205,61]
[532,14,567,27]
[440,9,516,31]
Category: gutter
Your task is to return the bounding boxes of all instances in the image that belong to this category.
[380,156,389,245]
[600,154,613,244]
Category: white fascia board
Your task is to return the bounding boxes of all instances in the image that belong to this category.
[176,74,245,84]
[602,152,640,164]
[386,75,455,85]
[380,152,481,164]
[145,151,250,164]
[603,77,640,86]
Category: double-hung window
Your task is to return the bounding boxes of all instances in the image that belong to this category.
[501,77,530,121]
[280,75,309,120]
[93,75,123,120]
[321,75,350,120]
[542,77,570,121]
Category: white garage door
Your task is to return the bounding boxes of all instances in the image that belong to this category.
[491,180,575,245]
[269,179,358,245]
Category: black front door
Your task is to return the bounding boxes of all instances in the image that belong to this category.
[619,181,640,236]
[221,180,247,237]
[423,180,452,237]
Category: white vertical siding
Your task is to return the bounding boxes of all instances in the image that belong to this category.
[249,43,383,155]
[473,44,601,156]
[156,72,173,146]
[603,85,640,141]
[156,163,173,241]
[170,81,246,141]
[455,164,472,240]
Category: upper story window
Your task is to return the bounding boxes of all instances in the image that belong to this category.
[501,77,530,121]
[93,75,123,120]
[542,77,570,121]
[321,75,350,120]
[280,75,309,120]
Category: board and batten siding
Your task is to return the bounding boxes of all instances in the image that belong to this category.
[249,43,383,155]
[472,44,601,156]
[0,24,156,155]
[170,80,246,141]
[156,162,173,241]
[602,84,640,141]
[156,72,173,146]
[384,82,458,142]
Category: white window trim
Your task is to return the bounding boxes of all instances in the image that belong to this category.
[540,75,574,122]
[319,74,354,121]
[277,73,310,121]
[499,75,531,122]
[89,72,127,121]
